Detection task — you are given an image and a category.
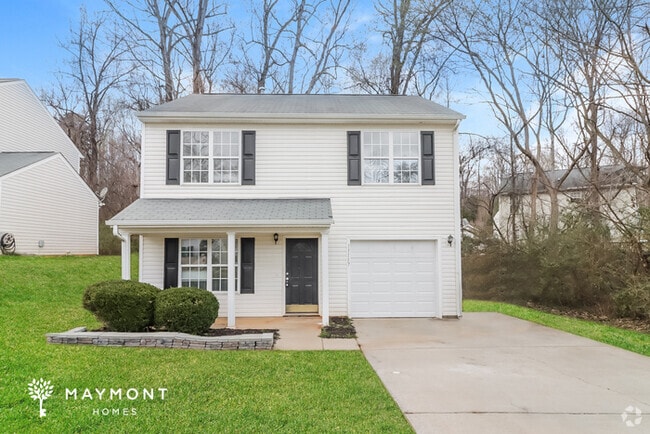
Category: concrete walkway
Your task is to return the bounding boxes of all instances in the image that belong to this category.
[212,316,358,350]
[356,313,650,434]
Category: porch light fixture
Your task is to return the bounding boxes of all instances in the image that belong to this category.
[273,233,279,244]
[447,235,454,246]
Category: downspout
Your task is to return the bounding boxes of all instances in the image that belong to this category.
[453,119,463,318]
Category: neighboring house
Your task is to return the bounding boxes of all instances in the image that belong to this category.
[494,165,643,240]
[107,94,464,326]
[0,79,98,255]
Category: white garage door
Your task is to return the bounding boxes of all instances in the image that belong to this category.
[349,240,438,317]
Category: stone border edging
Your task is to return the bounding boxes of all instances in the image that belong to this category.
[46,327,274,350]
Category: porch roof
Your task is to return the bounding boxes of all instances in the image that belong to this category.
[106,198,333,229]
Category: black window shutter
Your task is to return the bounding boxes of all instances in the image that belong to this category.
[347,131,361,185]
[241,131,256,185]
[421,131,435,185]
[166,130,181,185]
[240,238,255,294]
[164,238,179,289]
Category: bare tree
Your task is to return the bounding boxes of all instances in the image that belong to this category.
[171,0,231,94]
[440,0,585,237]
[106,0,184,104]
[45,10,132,191]
[224,0,352,94]
[348,0,452,96]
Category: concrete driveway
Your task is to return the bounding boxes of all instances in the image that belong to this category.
[355,313,650,434]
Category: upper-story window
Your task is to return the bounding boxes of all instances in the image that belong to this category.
[182,131,240,184]
[362,131,420,184]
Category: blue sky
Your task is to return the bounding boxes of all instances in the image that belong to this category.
[1,1,101,88]
[0,0,488,137]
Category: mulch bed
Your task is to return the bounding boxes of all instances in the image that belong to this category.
[320,316,357,339]
[205,328,280,340]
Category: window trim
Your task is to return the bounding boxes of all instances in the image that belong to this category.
[180,129,242,185]
[361,130,422,185]
[178,237,240,293]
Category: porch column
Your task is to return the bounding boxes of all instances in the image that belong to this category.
[321,230,330,326]
[113,226,131,280]
[227,231,236,328]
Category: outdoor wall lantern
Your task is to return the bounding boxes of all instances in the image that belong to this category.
[273,233,279,245]
[447,235,454,246]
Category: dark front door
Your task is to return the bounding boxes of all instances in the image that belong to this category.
[286,238,318,312]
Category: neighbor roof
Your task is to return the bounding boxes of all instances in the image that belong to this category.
[0,152,56,177]
[138,94,465,122]
[500,165,643,194]
[106,198,333,228]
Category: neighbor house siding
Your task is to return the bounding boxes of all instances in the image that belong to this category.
[0,80,81,171]
[138,122,461,317]
[0,155,97,254]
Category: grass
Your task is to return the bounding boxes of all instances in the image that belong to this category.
[464,299,650,357]
[0,255,411,433]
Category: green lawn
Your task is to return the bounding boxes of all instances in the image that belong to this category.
[464,299,650,357]
[0,255,411,433]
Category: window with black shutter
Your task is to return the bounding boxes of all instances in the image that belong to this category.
[421,131,435,185]
[347,131,361,185]
[164,238,179,288]
[241,131,256,185]
[166,130,181,185]
[240,238,255,294]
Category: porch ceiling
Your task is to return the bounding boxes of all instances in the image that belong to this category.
[106,198,333,230]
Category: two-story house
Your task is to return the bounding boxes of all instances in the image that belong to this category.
[0,79,98,255]
[107,94,464,326]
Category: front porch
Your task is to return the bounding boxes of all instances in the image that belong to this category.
[106,198,334,328]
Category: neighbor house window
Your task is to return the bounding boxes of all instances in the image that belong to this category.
[362,131,419,184]
[180,238,238,291]
[182,131,240,184]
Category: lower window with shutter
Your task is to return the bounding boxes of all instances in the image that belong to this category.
[166,237,255,293]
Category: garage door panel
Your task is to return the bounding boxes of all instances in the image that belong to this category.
[350,240,438,318]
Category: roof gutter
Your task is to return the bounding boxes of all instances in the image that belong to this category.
[136,113,465,125]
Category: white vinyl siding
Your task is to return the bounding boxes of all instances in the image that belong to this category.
[0,155,97,255]
[139,122,460,317]
[0,80,81,171]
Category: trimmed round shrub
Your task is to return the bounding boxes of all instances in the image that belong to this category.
[154,287,220,335]
[83,280,159,332]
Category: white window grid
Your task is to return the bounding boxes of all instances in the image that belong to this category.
[362,131,420,184]
[180,238,239,292]
[182,130,241,184]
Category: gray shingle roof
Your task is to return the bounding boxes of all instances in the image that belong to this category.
[106,198,333,227]
[500,165,642,194]
[0,152,56,177]
[138,94,465,121]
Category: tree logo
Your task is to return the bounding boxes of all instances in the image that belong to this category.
[27,378,54,418]
[621,405,643,428]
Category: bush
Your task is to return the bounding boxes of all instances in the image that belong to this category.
[154,287,219,335]
[613,280,650,319]
[83,280,159,332]
[463,218,630,308]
